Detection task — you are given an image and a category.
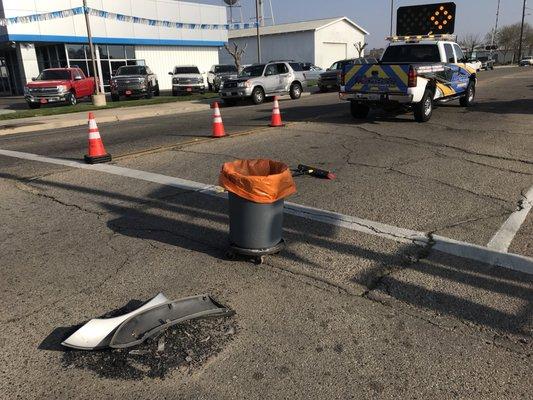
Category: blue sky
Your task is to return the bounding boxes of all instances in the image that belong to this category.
[189,0,530,48]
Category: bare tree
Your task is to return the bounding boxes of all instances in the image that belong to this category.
[497,23,523,63]
[368,48,385,59]
[224,42,247,72]
[458,33,482,58]
[354,42,368,58]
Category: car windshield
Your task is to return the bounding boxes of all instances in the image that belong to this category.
[239,65,265,77]
[116,66,145,76]
[214,65,237,73]
[36,70,71,81]
[478,57,488,61]
[174,66,200,74]
[381,44,441,63]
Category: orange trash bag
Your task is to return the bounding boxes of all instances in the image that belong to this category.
[219,159,297,204]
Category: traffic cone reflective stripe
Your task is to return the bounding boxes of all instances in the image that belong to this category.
[84,112,112,164]
[212,102,226,138]
[269,96,285,127]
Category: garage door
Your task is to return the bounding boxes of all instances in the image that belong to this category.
[321,42,347,69]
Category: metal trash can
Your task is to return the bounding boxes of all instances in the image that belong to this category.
[219,159,297,264]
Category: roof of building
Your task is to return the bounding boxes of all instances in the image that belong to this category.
[228,17,369,39]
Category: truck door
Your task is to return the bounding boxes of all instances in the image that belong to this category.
[452,44,471,93]
[276,63,291,92]
[263,64,279,94]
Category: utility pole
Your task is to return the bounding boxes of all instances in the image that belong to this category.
[390,0,394,36]
[82,0,106,105]
[518,0,527,63]
[255,0,262,63]
[490,0,501,59]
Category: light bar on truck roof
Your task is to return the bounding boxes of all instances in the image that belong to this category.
[386,34,457,42]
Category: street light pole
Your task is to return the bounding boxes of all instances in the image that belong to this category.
[82,0,106,105]
[390,0,394,36]
[255,0,262,63]
[518,0,527,63]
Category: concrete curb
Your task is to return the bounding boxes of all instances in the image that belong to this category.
[0,92,311,137]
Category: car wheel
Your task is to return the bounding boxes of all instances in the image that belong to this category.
[28,102,40,109]
[251,87,265,105]
[459,81,475,107]
[66,92,77,106]
[172,89,178,96]
[350,101,369,119]
[154,83,160,97]
[414,89,433,122]
[290,82,302,100]
[111,94,120,102]
[208,83,213,92]
[145,85,153,99]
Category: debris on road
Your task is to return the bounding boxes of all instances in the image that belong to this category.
[295,164,336,180]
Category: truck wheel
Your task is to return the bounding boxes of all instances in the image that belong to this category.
[414,89,433,122]
[251,87,265,105]
[66,93,77,106]
[145,85,153,99]
[172,89,178,97]
[154,83,160,97]
[350,101,369,119]
[28,102,40,109]
[290,82,302,100]
[208,83,213,92]
[459,81,475,107]
[111,94,120,102]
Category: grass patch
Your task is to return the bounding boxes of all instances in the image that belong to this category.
[0,93,219,121]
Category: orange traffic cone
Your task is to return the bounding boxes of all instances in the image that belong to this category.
[212,102,226,138]
[84,112,112,164]
[269,96,285,127]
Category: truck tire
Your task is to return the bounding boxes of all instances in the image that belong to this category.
[290,82,302,100]
[459,81,475,107]
[350,101,369,119]
[145,85,153,99]
[28,102,40,109]
[251,87,265,105]
[66,92,77,106]
[154,83,160,97]
[413,89,433,122]
[111,94,120,102]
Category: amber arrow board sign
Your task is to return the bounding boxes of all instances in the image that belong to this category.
[397,2,456,36]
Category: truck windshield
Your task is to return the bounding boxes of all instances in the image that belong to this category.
[214,65,237,73]
[36,70,71,80]
[116,66,146,75]
[239,65,265,77]
[174,67,200,74]
[381,45,441,63]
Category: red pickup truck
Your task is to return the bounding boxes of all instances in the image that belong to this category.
[24,68,96,109]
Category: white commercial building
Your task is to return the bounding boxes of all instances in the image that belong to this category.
[220,17,369,69]
[0,0,228,95]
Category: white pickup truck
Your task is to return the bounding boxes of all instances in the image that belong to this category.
[339,35,478,122]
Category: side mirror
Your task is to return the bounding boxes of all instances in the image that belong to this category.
[74,76,83,81]
[168,72,173,75]
[31,77,36,81]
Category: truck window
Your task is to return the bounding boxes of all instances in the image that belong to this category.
[117,66,146,75]
[173,66,200,74]
[381,45,441,63]
[36,70,71,81]
[453,44,465,62]
[214,65,237,73]
[444,44,455,63]
[289,63,303,71]
[239,64,265,77]
[276,63,289,74]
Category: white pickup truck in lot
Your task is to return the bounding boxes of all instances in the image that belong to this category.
[339,34,478,122]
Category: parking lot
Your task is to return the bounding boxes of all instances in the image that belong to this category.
[0,66,532,399]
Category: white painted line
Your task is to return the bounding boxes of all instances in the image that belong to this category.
[487,186,533,252]
[1,148,532,275]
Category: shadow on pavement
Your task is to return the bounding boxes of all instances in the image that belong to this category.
[1,172,531,339]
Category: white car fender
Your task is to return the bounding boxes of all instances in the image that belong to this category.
[408,78,428,103]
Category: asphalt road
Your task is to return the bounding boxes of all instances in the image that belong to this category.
[1,66,532,399]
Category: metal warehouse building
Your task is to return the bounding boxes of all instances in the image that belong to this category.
[220,17,369,70]
[0,0,229,95]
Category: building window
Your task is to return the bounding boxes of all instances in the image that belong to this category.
[67,44,86,59]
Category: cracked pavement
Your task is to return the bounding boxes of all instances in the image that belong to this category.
[0,67,532,399]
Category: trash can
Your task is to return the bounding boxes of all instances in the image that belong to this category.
[219,159,297,262]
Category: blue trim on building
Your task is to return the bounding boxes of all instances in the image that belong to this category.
[4,34,225,47]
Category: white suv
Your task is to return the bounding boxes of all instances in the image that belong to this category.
[169,65,205,96]
[519,56,533,67]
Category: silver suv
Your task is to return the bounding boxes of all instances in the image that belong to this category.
[220,62,306,105]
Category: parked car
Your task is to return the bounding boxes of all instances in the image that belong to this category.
[220,61,306,105]
[170,66,205,95]
[468,58,483,71]
[110,65,159,101]
[207,64,238,92]
[519,56,533,66]
[24,67,95,109]
[301,63,325,81]
[477,56,495,70]
[318,57,377,92]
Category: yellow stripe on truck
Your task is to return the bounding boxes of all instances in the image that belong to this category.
[391,65,408,85]
[344,66,361,85]
[436,82,455,96]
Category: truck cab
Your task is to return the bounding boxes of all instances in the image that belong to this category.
[339,35,477,122]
